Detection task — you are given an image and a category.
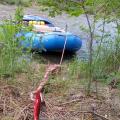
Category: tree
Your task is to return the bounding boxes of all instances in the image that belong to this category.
[37,0,120,95]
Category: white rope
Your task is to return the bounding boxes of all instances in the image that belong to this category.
[59,24,68,65]
[30,24,68,101]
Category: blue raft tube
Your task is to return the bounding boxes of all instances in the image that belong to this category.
[17,15,82,53]
[18,32,82,53]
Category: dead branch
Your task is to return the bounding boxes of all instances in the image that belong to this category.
[93,112,109,120]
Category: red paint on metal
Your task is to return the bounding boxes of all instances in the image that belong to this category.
[34,91,41,120]
[32,64,60,120]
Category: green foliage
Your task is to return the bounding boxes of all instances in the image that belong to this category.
[0,7,31,77]
[0,0,32,6]
[38,0,120,93]
[0,0,16,5]
[38,0,120,19]
[91,0,120,18]
[0,22,22,76]
[37,0,84,16]
[15,6,24,23]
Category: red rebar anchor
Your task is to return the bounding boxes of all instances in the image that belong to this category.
[31,64,60,120]
[33,91,41,120]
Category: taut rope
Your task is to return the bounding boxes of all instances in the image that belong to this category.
[31,25,68,120]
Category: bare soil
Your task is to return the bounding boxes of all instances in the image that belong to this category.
[0,64,120,120]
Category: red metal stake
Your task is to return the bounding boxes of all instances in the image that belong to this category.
[34,91,41,120]
[32,64,60,120]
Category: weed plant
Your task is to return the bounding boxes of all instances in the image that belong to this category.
[0,7,31,77]
[67,32,120,88]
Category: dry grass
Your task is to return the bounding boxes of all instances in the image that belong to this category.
[0,62,120,120]
[0,55,119,120]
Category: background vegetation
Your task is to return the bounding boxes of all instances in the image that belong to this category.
[0,6,31,77]
[0,0,32,6]
[36,0,120,94]
[0,0,120,94]
[0,0,120,119]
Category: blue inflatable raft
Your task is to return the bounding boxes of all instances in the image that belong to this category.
[19,32,82,52]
